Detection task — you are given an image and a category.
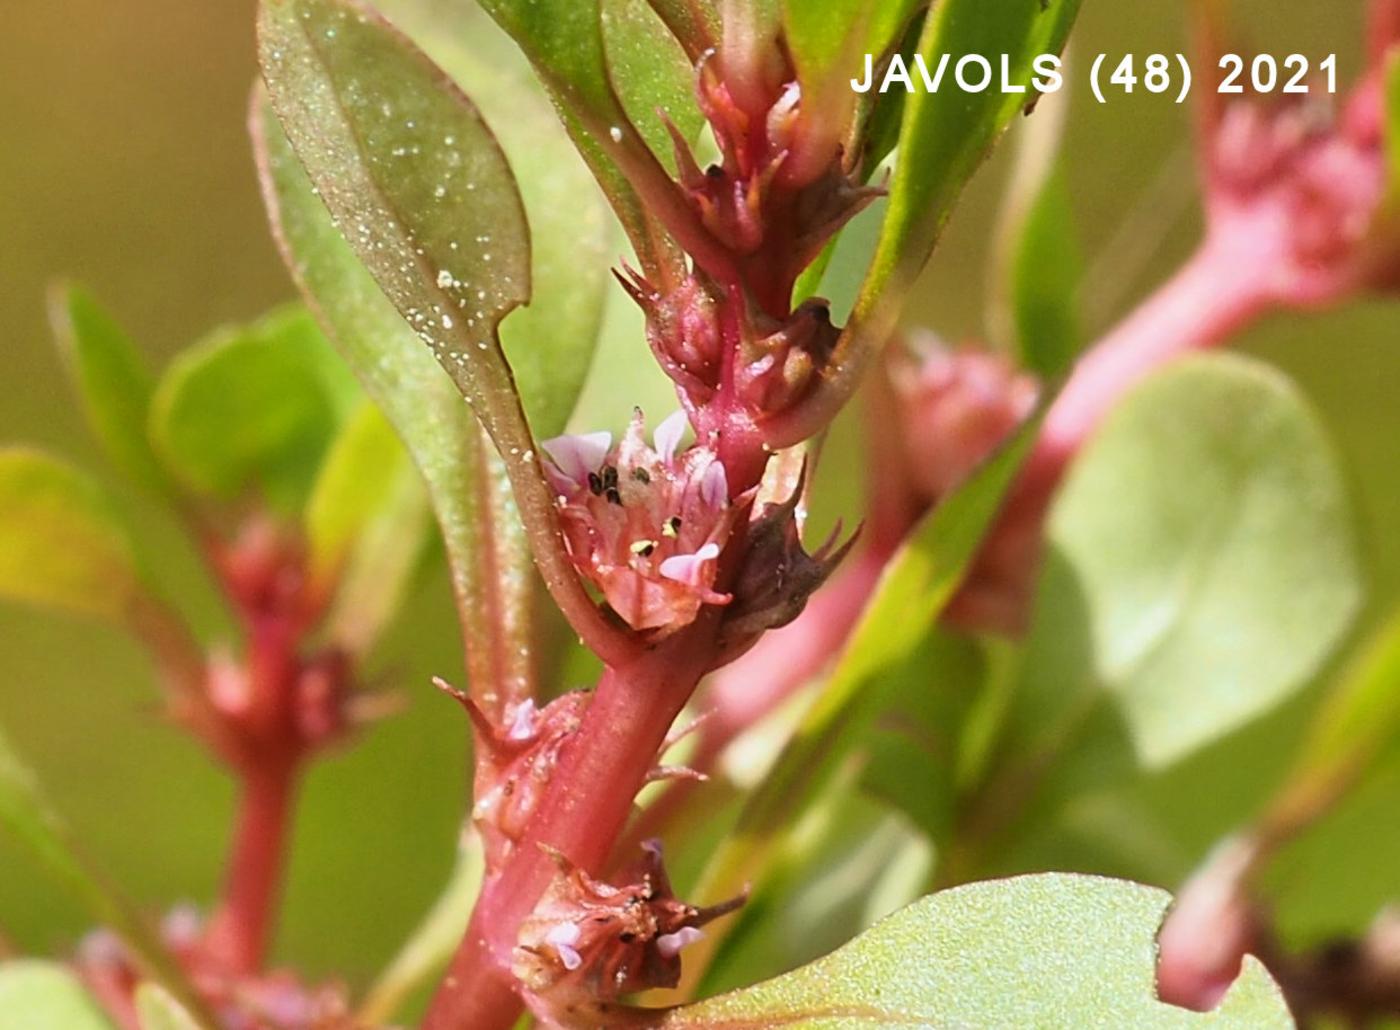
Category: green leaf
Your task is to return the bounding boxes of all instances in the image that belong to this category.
[259,0,530,415]
[0,448,149,625]
[134,984,202,1030]
[690,413,1041,981]
[304,401,413,587]
[254,96,536,704]
[641,0,717,58]
[0,732,213,1025]
[602,0,704,173]
[149,315,339,512]
[783,0,921,124]
[991,95,1080,378]
[658,875,1291,1028]
[856,10,925,178]
[869,0,1082,302]
[1264,603,1400,836]
[1051,355,1362,768]
[258,0,629,662]
[48,284,173,496]
[0,962,114,1030]
[1005,166,1080,378]
[326,0,614,439]
[473,0,704,279]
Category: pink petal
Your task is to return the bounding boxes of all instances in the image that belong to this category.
[653,410,689,464]
[659,542,720,586]
[504,699,538,742]
[541,431,612,490]
[656,927,704,959]
[700,461,729,509]
[545,922,583,970]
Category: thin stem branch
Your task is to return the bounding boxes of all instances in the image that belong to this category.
[204,760,299,975]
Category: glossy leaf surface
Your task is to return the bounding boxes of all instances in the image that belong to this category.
[255,97,535,709]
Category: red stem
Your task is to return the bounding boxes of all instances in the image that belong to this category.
[622,548,888,851]
[424,635,715,1030]
[204,760,299,975]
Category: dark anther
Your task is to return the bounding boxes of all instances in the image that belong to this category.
[606,488,623,506]
[632,467,651,484]
[602,465,619,491]
[705,164,724,180]
[587,471,604,496]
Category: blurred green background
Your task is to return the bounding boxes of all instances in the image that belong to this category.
[2,0,1398,989]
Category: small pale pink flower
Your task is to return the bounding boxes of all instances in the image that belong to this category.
[542,410,738,634]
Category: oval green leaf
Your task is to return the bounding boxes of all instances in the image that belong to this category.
[149,314,340,513]
[48,284,173,497]
[374,0,614,437]
[660,875,1291,1028]
[1050,355,1363,768]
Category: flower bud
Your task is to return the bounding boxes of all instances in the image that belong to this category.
[441,683,589,866]
[735,299,840,416]
[889,335,1040,506]
[618,271,724,402]
[515,842,743,1003]
[1157,837,1263,1011]
[719,462,856,653]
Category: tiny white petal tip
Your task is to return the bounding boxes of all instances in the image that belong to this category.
[653,410,689,463]
[504,699,537,742]
[658,542,721,586]
[656,927,704,959]
[545,922,583,970]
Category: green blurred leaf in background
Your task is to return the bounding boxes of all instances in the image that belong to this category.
[1052,354,1363,768]
[0,961,115,1030]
